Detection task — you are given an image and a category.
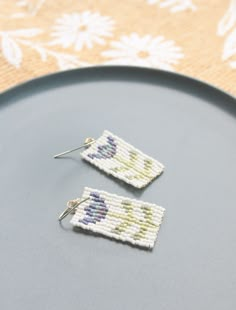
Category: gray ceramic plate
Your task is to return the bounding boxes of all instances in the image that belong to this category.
[0,66,236,310]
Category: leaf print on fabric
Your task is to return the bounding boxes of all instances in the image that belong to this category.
[0,28,89,70]
[17,0,28,6]
[217,0,236,69]
[230,61,236,68]
[16,0,45,16]
[18,39,89,69]
[50,11,115,51]
[222,28,236,63]
[0,28,42,68]
[147,0,196,13]
[102,33,184,71]
[1,35,22,68]
[55,53,89,70]
[0,0,46,19]
[5,28,43,38]
[217,0,236,36]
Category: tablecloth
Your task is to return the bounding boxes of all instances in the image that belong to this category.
[0,0,235,95]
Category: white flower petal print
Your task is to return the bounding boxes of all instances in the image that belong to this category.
[10,13,27,19]
[17,0,28,6]
[230,61,236,68]
[1,35,22,68]
[102,33,184,71]
[148,0,159,3]
[6,28,43,38]
[50,11,115,51]
[217,0,236,36]
[147,0,196,13]
[222,28,236,60]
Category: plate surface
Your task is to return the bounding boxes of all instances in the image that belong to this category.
[0,67,236,310]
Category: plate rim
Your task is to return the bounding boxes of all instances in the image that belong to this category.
[0,65,235,102]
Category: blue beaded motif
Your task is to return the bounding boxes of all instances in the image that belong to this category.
[87,136,117,160]
[79,192,108,225]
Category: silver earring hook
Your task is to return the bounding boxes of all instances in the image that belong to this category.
[54,137,95,158]
[58,197,89,221]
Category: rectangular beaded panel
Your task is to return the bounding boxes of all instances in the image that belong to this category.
[81,130,164,188]
[70,187,165,249]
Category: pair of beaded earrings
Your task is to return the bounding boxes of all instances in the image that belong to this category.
[55,130,165,249]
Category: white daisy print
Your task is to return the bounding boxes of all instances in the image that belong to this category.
[50,11,115,51]
[102,33,184,71]
[147,0,196,13]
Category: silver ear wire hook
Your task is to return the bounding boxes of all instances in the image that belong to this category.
[54,137,95,158]
[58,197,89,221]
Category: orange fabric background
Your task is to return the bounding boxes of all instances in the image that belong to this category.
[0,0,236,95]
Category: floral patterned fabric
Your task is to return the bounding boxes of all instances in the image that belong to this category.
[0,0,235,95]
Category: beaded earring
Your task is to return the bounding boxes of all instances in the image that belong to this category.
[54,130,164,188]
[58,187,165,249]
